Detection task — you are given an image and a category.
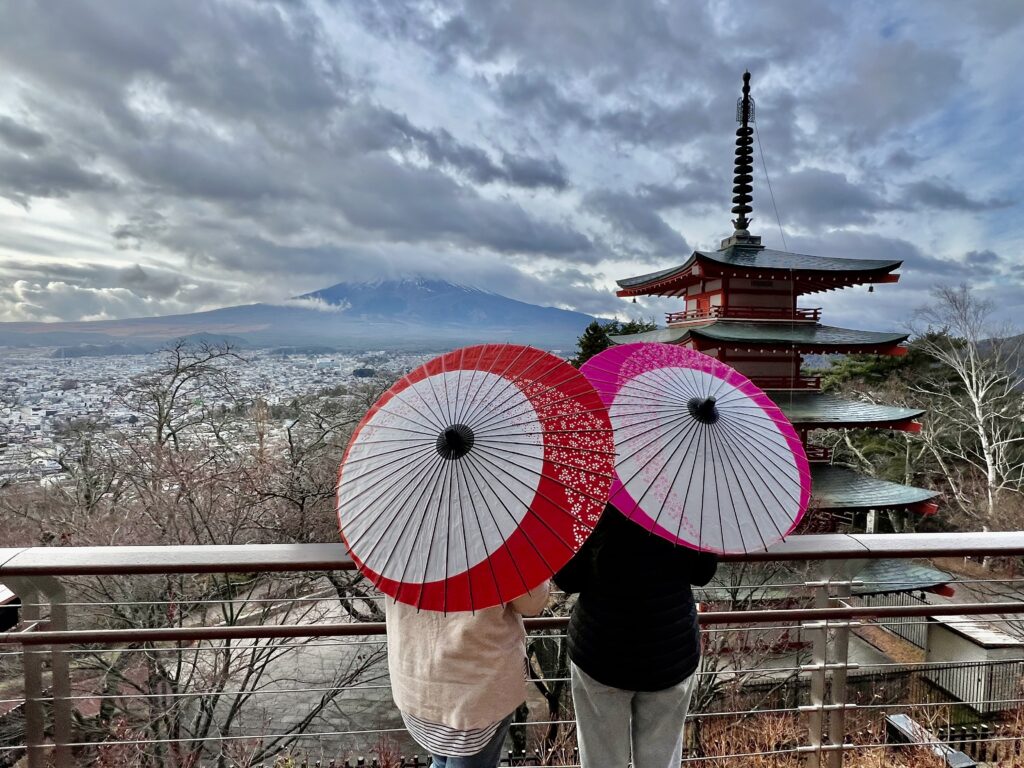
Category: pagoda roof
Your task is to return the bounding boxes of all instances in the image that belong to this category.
[616,245,901,296]
[810,464,939,512]
[703,245,901,273]
[698,558,951,601]
[610,321,908,351]
[769,391,923,429]
[850,559,953,597]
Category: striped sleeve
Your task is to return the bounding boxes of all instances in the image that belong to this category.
[401,711,503,758]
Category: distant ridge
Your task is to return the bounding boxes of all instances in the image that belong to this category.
[0,278,597,352]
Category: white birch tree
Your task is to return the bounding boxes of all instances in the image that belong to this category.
[911,284,1024,531]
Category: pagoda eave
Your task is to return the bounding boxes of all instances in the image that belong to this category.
[615,251,902,298]
[689,338,907,357]
[796,419,922,432]
[769,391,925,431]
[809,464,939,514]
[610,322,909,356]
[615,270,901,299]
[850,559,953,597]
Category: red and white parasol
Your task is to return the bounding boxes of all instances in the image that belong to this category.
[337,344,615,612]
[581,342,810,554]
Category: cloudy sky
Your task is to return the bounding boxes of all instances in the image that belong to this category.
[0,0,1021,330]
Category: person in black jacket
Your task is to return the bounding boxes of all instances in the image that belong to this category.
[554,504,718,768]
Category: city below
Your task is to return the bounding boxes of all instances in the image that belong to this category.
[0,346,430,485]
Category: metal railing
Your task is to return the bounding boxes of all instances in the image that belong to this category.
[2,533,1024,767]
[665,306,822,324]
[752,374,822,390]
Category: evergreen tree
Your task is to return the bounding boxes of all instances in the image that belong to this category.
[570,318,658,367]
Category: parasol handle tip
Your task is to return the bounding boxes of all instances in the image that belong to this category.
[687,396,720,424]
[437,423,475,459]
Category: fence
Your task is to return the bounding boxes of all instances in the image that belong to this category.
[858,591,930,648]
[2,532,1024,767]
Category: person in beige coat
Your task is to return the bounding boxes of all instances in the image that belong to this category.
[386,581,550,768]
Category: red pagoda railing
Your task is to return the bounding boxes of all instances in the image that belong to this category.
[665,306,822,324]
[753,374,822,390]
[803,444,832,462]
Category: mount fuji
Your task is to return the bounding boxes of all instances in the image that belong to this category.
[0,278,599,352]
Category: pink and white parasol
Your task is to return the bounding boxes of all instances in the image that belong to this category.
[337,344,615,612]
[581,342,810,554]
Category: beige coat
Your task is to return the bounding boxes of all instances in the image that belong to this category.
[385,582,550,730]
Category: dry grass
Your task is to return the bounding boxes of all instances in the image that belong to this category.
[690,713,806,767]
[853,622,925,665]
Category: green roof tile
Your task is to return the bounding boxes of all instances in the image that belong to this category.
[691,322,907,346]
[699,559,951,601]
[810,464,938,511]
[850,559,953,596]
[616,247,901,289]
[617,263,689,289]
[700,246,901,273]
[609,322,908,348]
[609,327,691,344]
[768,391,923,427]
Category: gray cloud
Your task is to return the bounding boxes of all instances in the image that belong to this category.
[0,116,48,150]
[0,1,1017,330]
[786,231,971,281]
[820,40,964,145]
[112,212,168,250]
[637,174,721,213]
[0,259,233,322]
[963,249,1006,277]
[902,179,1012,212]
[772,168,887,229]
[0,0,607,323]
[0,151,118,206]
[965,249,1000,266]
[495,72,712,148]
[333,104,569,189]
[584,189,689,257]
[3,259,199,300]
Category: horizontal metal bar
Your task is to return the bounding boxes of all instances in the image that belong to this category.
[5,600,1024,646]
[857,696,1024,710]
[856,657,1024,670]
[2,684,818,721]
[48,638,391,654]
[0,543,355,576]
[851,736,1024,750]
[3,532,1024,577]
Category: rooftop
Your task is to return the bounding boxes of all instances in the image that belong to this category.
[770,391,923,429]
[616,247,902,292]
[810,464,939,512]
[850,559,953,596]
[609,321,908,350]
[932,615,1023,647]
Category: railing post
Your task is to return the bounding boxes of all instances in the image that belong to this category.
[802,571,859,768]
[5,577,46,768]
[827,577,854,768]
[34,576,73,765]
[801,581,829,768]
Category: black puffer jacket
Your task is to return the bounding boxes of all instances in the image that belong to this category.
[554,506,718,692]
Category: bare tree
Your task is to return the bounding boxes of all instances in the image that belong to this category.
[693,560,812,716]
[1,345,393,766]
[911,284,1024,531]
[121,341,243,451]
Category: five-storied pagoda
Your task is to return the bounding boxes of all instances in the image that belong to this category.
[610,72,939,533]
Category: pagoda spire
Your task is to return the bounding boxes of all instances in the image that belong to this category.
[731,70,755,235]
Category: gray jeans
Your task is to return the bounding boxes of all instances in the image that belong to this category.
[571,662,696,768]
